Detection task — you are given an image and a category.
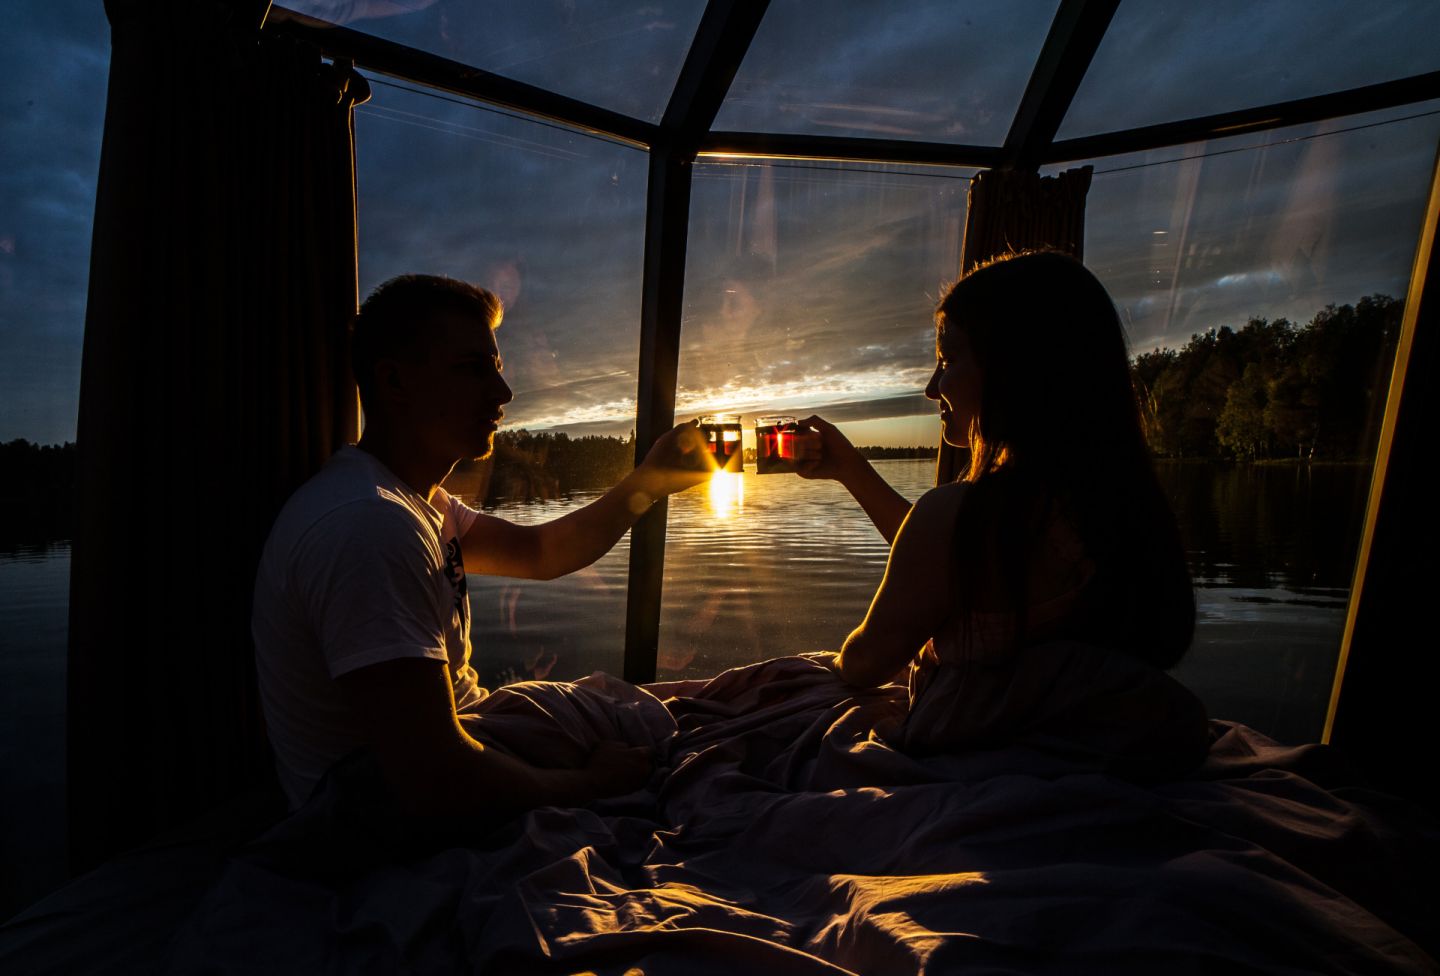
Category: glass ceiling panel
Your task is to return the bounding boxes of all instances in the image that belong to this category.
[279,0,710,123]
[712,0,1061,144]
[1059,0,1440,140]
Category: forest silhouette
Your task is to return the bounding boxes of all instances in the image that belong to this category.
[1133,295,1401,461]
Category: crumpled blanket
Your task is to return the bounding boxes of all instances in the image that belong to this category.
[162,654,1439,975]
[899,640,1212,783]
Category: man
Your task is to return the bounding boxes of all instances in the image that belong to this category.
[252,274,707,819]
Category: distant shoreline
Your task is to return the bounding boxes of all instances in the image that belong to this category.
[1152,457,1370,467]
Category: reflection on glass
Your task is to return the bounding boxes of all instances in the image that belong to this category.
[356,80,647,683]
[661,160,968,676]
[1060,0,1440,138]
[463,488,633,686]
[714,0,1059,144]
[707,470,745,519]
[1047,103,1440,742]
[280,0,709,123]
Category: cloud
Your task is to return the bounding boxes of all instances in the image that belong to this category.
[790,392,935,424]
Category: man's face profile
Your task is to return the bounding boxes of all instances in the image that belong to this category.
[392,311,513,462]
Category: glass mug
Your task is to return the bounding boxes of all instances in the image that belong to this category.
[697,414,744,472]
[754,416,820,474]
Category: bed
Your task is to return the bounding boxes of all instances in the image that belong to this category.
[3,653,1436,974]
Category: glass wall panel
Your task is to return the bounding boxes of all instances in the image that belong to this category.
[280,1,709,123]
[1060,0,1440,139]
[1044,102,1440,743]
[657,160,972,678]
[356,81,649,684]
[713,0,1060,145]
[0,0,108,918]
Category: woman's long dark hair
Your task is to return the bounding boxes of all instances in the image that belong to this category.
[937,250,1194,669]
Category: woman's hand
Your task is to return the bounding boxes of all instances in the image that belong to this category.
[635,420,712,498]
[793,414,912,542]
[795,414,866,483]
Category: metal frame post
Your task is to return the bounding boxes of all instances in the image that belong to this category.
[621,0,771,683]
[623,148,693,683]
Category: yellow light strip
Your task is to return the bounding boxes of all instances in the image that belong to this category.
[695,150,979,171]
[1211,117,1281,133]
[1323,140,1440,743]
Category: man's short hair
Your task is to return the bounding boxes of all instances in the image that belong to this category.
[351,274,503,413]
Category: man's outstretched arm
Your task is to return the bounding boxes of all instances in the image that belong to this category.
[460,421,709,580]
[336,657,650,820]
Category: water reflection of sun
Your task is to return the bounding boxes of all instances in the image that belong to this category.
[707,470,744,519]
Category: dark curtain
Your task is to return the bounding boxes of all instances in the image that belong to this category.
[936,166,1094,484]
[68,0,367,870]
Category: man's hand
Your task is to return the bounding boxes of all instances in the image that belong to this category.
[462,420,710,581]
[580,741,654,797]
[634,420,712,499]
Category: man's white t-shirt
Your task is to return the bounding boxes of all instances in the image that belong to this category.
[253,445,488,808]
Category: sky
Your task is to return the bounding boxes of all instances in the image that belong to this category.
[0,0,109,447]
[4,0,1440,448]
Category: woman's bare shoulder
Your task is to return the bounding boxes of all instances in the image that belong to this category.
[910,482,969,523]
[894,483,968,556]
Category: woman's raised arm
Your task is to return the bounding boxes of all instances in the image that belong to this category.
[835,484,964,686]
[795,414,914,544]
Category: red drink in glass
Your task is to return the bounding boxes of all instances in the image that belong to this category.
[755,415,817,474]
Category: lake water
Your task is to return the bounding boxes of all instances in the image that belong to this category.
[0,459,1367,917]
[0,542,70,921]
[465,460,1362,747]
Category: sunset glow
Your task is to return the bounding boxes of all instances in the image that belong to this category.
[504,365,936,442]
[707,470,744,519]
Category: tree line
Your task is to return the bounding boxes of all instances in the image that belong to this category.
[1131,295,1400,461]
[479,430,637,502]
[0,439,76,542]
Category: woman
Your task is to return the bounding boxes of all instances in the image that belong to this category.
[799,250,1208,779]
